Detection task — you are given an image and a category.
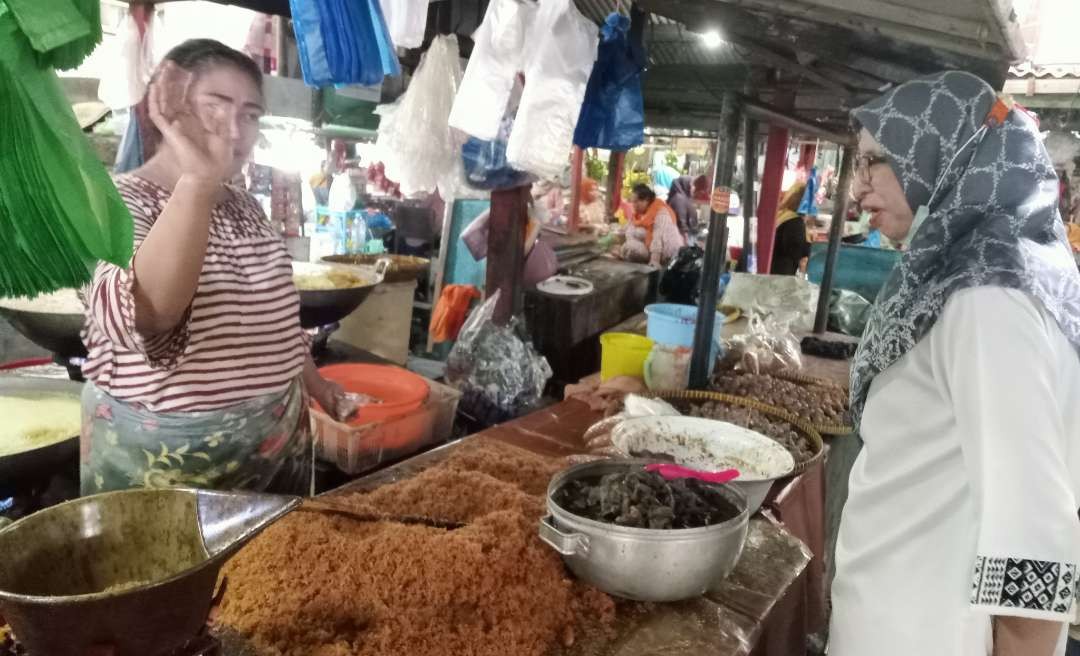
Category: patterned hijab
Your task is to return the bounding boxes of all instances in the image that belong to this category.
[849,71,1080,425]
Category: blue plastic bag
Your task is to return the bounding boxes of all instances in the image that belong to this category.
[289,0,399,87]
[798,166,819,215]
[289,0,333,86]
[573,8,646,150]
[462,103,534,191]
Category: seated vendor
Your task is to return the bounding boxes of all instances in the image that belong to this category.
[80,39,352,496]
[621,184,685,268]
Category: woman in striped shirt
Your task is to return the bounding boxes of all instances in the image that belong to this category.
[80,40,349,495]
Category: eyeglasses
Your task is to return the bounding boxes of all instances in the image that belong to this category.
[856,154,890,185]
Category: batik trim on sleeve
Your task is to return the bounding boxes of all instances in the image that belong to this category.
[971,556,1076,614]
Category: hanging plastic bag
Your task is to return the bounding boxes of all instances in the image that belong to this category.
[573,8,646,150]
[379,0,428,49]
[289,0,334,86]
[0,8,133,297]
[505,0,599,179]
[446,291,553,427]
[376,35,462,196]
[290,0,399,87]
[460,77,534,191]
[448,0,536,141]
[798,166,819,215]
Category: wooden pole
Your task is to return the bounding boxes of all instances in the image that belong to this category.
[608,151,626,215]
[813,143,856,334]
[486,186,529,326]
[689,92,742,389]
[568,146,585,233]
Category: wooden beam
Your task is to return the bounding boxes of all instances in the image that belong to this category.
[743,97,856,145]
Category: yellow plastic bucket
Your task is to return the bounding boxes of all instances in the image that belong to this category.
[599,333,655,381]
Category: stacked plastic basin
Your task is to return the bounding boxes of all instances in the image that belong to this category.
[644,303,723,373]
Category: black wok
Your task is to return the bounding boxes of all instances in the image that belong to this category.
[0,291,87,361]
[0,377,82,485]
[293,259,390,329]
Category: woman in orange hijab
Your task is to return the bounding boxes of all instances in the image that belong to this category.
[621,184,685,267]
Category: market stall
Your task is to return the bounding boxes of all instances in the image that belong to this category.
[0,0,1034,653]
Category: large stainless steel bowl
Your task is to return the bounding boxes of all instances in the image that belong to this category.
[539,459,749,602]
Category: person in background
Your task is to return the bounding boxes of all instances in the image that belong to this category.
[830,71,1080,656]
[650,163,680,197]
[771,181,812,275]
[621,184,684,267]
[80,39,355,496]
[666,175,699,239]
[578,177,608,228]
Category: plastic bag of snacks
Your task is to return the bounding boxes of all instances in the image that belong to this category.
[723,311,802,374]
[446,291,552,427]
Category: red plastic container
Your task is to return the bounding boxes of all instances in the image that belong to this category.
[316,364,429,424]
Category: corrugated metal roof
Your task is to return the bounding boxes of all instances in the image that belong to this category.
[573,0,743,66]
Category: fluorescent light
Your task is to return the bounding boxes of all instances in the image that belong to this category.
[701,30,723,49]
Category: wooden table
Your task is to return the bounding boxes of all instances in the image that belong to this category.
[332,398,813,656]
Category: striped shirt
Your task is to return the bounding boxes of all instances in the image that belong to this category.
[81,174,308,413]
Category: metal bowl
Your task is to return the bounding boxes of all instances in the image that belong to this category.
[0,488,298,656]
[539,459,749,602]
[293,259,390,329]
[610,416,796,513]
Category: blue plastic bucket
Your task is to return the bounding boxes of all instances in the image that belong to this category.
[644,304,723,347]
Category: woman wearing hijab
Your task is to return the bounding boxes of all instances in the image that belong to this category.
[666,175,698,238]
[578,177,608,227]
[771,181,812,275]
[621,184,684,267]
[830,71,1080,656]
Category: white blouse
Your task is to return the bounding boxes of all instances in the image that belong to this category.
[830,287,1080,656]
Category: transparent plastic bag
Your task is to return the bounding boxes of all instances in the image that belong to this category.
[723,311,803,374]
[446,291,553,427]
[720,273,819,333]
[376,35,463,197]
[581,393,680,455]
[829,288,872,336]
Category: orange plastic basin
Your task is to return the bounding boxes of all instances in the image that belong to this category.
[316,364,430,425]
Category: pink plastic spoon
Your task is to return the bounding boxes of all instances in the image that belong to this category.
[644,463,740,484]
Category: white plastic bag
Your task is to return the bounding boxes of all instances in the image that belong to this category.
[447,0,535,141]
[721,273,820,333]
[327,173,358,213]
[377,35,463,197]
[378,0,428,49]
[505,0,598,179]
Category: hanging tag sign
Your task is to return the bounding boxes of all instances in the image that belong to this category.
[711,187,732,215]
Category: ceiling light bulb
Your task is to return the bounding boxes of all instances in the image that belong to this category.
[701,30,723,49]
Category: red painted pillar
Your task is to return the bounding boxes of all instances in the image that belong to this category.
[755,127,790,274]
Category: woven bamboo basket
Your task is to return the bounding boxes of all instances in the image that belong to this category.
[645,389,824,477]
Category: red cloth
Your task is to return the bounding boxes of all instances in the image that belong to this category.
[430,285,481,343]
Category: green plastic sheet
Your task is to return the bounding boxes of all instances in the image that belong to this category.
[0,2,133,298]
